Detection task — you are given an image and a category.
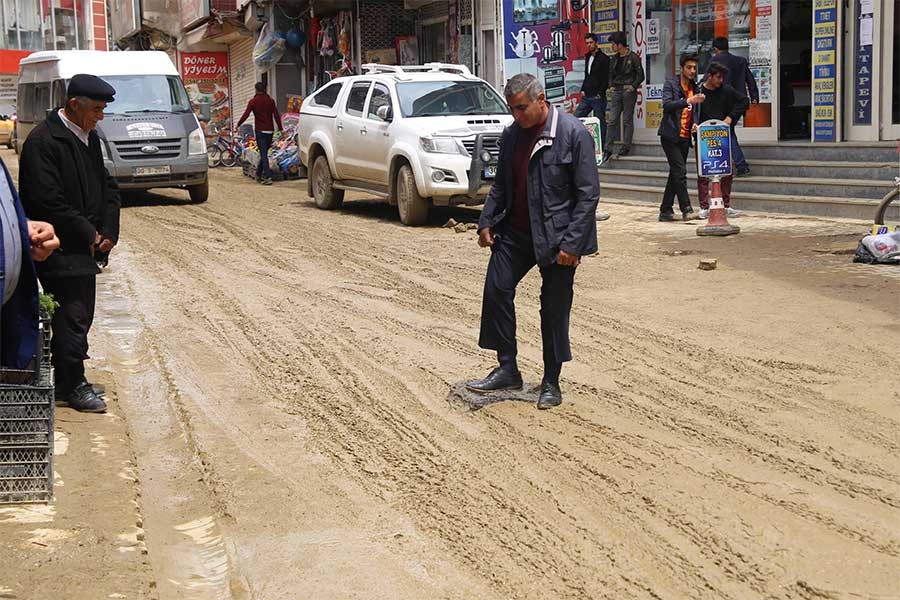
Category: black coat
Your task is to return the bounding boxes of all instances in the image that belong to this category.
[709,51,759,102]
[657,75,698,142]
[692,83,750,125]
[581,51,610,97]
[18,110,120,279]
[479,108,599,266]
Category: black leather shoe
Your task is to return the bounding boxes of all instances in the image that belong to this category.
[466,367,523,393]
[64,382,107,413]
[682,209,695,221]
[89,382,106,396]
[537,380,563,410]
[658,212,675,222]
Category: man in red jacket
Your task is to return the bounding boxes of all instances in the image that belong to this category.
[236,82,282,185]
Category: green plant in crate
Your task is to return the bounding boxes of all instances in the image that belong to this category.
[39,292,59,318]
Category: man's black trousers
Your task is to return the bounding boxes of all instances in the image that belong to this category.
[660,136,693,215]
[41,275,96,395]
[479,229,576,365]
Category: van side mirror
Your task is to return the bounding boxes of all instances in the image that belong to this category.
[197,103,211,122]
[376,104,392,121]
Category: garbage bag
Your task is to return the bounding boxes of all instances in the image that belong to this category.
[854,230,900,264]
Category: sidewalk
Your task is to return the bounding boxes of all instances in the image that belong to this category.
[0,372,157,599]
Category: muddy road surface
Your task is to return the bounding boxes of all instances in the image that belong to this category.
[18,154,900,598]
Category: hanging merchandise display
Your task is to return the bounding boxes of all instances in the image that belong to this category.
[240,113,302,180]
[253,22,287,69]
[338,11,352,57]
[286,27,306,49]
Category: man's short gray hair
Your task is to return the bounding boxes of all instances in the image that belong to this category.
[504,74,544,101]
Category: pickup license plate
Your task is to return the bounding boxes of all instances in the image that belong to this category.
[484,165,497,179]
[134,166,171,177]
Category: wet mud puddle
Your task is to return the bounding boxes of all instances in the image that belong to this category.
[94,261,245,600]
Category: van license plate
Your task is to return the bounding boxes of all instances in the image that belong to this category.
[134,166,171,176]
[484,165,497,178]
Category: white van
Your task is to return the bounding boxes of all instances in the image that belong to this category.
[16,50,209,203]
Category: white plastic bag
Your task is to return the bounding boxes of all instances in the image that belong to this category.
[855,230,900,264]
[253,23,286,69]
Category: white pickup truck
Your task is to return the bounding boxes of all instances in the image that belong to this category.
[297,63,513,225]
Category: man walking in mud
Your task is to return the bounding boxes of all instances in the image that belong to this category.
[468,73,600,410]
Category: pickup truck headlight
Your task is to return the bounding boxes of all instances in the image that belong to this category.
[100,140,110,161]
[420,136,465,155]
[188,127,207,156]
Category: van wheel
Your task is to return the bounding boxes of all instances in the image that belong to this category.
[396,164,428,226]
[312,155,343,209]
[189,181,209,204]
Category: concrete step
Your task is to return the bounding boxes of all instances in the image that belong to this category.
[612,155,898,182]
[599,168,895,201]
[600,181,881,220]
[623,140,899,162]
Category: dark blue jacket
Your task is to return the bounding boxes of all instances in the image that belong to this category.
[479,107,600,266]
[0,159,39,369]
[709,51,759,102]
[657,75,698,142]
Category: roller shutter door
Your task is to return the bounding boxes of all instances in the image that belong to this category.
[230,36,257,129]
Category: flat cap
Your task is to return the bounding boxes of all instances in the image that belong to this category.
[67,74,116,102]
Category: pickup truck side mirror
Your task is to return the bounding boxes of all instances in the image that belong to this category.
[376,104,393,122]
[197,102,211,122]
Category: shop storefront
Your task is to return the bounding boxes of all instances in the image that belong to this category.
[620,0,899,142]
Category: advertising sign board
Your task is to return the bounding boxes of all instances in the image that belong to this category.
[696,120,733,178]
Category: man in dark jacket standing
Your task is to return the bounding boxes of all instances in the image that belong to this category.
[657,53,705,221]
[709,37,758,176]
[236,82,282,186]
[604,31,644,161]
[692,62,750,219]
[574,33,610,145]
[19,74,120,413]
[468,74,600,410]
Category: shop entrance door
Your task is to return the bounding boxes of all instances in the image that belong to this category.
[883,0,900,139]
[779,0,813,139]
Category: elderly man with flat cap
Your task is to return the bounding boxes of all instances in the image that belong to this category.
[19,73,121,413]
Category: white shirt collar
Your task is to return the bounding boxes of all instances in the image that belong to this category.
[57,109,90,146]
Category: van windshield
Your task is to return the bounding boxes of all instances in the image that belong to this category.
[100,75,192,114]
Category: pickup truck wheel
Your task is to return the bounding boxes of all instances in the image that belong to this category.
[188,181,209,204]
[312,155,344,209]
[396,164,429,226]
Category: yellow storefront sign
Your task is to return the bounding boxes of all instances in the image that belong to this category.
[814,106,834,119]
[814,78,835,92]
[595,0,617,10]
[815,51,835,65]
[596,20,618,34]
[814,23,836,37]
[645,102,662,129]
[814,0,836,9]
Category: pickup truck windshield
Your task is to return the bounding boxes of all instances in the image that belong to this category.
[396,81,508,118]
[101,75,192,114]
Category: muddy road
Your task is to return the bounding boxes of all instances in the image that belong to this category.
[20,154,900,598]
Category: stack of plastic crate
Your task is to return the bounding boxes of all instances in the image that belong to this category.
[0,315,53,504]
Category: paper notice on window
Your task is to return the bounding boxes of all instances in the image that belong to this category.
[859,16,874,46]
[755,16,772,39]
[860,0,875,14]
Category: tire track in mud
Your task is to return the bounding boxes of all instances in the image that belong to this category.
[115,175,900,598]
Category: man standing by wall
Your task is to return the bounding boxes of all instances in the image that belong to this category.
[574,33,610,147]
[710,37,758,176]
[468,74,600,410]
[236,82,282,186]
[693,62,750,219]
[19,74,121,413]
[604,31,644,161]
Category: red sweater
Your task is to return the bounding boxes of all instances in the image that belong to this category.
[237,93,282,132]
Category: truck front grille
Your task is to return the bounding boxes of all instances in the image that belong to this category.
[114,138,182,160]
[462,135,500,160]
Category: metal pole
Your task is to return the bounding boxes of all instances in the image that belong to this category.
[50,0,57,50]
[14,0,21,50]
[74,0,80,48]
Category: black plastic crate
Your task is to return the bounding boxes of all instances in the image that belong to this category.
[0,445,53,503]
[0,384,54,448]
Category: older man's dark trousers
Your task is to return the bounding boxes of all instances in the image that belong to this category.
[479,229,576,369]
[40,275,96,395]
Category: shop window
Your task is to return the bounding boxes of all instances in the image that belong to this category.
[367,84,391,121]
[345,82,370,117]
[422,21,447,63]
[51,79,67,108]
[310,82,344,108]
